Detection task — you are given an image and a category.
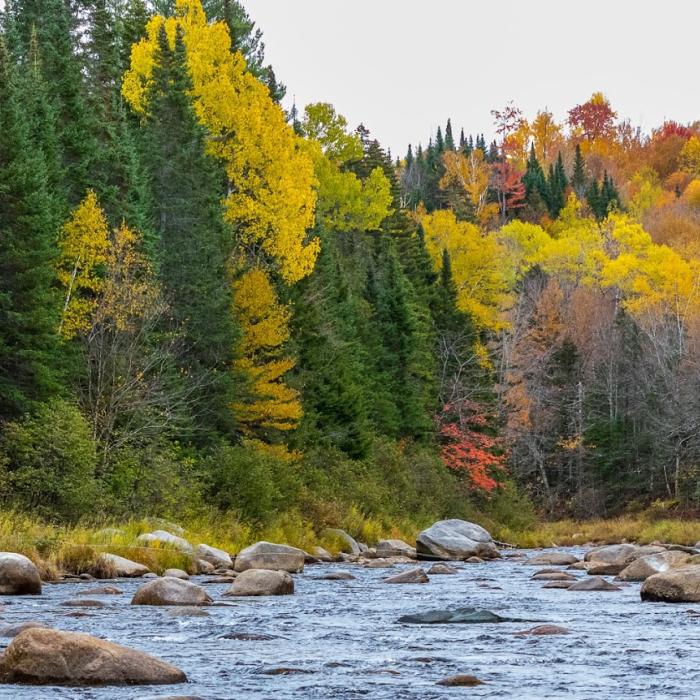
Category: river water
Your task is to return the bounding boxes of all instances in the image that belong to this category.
[1,547,698,699]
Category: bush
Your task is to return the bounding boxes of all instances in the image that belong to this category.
[205,443,285,523]
[0,399,98,521]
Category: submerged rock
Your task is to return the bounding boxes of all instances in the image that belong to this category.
[234,542,305,573]
[641,565,700,602]
[0,622,49,638]
[428,563,458,575]
[436,675,484,686]
[531,572,576,581]
[0,628,186,685]
[131,577,212,606]
[568,576,621,592]
[0,553,42,595]
[416,520,498,561]
[313,571,356,581]
[398,607,526,624]
[514,624,570,636]
[78,586,123,595]
[226,569,294,596]
[384,567,428,584]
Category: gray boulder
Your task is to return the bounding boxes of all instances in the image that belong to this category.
[311,546,333,562]
[398,607,525,624]
[0,628,186,685]
[234,541,305,573]
[131,577,212,606]
[324,529,361,556]
[416,520,498,561]
[619,550,691,581]
[226,569,294,596]
[0,553,42,595]
[194,544,232,569]
[641,565,700,602]
[376,539,417,558]
[99,553,150,578]
[525,552,579,566]
[585,544,666,575]
[384,567,429,584]
[137,530,193,554]
[568,576,621,591]
[428,563,458,575]
[162,568,189,580]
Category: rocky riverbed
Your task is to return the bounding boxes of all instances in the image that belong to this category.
[2,540,700,698]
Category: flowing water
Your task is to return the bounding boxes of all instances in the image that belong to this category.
[1,548,698,699]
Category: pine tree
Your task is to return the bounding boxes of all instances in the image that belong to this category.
[142,25,237,438]
[0,39,62,419]
[435,125,444,153]
[523,145,549,218]
[546,153,568,218]
[445,118,455,151]
[571,143,587,197]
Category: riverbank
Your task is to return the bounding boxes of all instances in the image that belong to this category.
[5,510,700,579]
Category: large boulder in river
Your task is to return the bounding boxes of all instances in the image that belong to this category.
[137,530,193,554]
[234,541,305,573]
[384,567,429,584]
[525,552,579,566]
[376,539,417,559]
[324,529,361,555]
[619,550,692,581]
[641,565,700,602]
[416,520,498,561]
[195,544,232,569]
[225,569,294,596]
[0,553,42,595]
[131,577,212,606]
[0,628,186,685]
[99,553,150,578]
[585,544,666,575]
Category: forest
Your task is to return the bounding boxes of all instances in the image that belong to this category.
[2,0,700,542]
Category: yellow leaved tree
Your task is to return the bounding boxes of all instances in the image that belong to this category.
[123,0,318,447]
[57,190,110,339]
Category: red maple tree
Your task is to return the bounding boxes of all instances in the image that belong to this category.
[437,401,507,493]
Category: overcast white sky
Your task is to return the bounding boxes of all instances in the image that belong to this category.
[243,0,699,156]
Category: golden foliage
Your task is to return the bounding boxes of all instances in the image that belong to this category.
[57,191,110,339]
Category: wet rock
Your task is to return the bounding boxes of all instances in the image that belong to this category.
[79,585,123,595]
[225,569,294,596]
[428,563,457,575]
[221,632,278,640]
[436,674,484,686]
[137,530,193,554]
[194,544,232,569]
[0,622,48,638]
[0,628,186,685]
[79,573,95,581]
[0,553,42,595]
[384,567,428,584]
[568,576,621,592]
[531,572,576,581]
[195,560,214,574]
[514,624,570,636]
[542,580,574,589]
[525,552,579,566]
[324,529,361,556]
[416,520,498,561]
[338,553,359,563]
[363,558,394,568]
[99,553,150,578]
[567,561,591,570]
[466,556,484,563]
[313,571,356,581]
[234,541,305,574]
[641,565,700,602]
[131,577,212,606]
[60,599,106,608]
[311,546,333,562]
[398,607,524,624]
[376,539,417,559]
[259,667,313,675]
[162,568,189,580]
[202,576,236,584]
[618,551,692,581]
[166,607,209,618]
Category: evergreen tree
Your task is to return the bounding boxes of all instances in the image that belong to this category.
[0,40,62,419]
[142,26,237,439]
[435,125,444,153]
[459,127,466,151]
[445,118,455,151]
[571,143,587,197]
[522,145,549,218]
[546,153,568,217]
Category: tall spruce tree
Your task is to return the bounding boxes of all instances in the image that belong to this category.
[571,143,587,198]
[445,118,455,151]
[0,40,62,419]
[142,26,237,439]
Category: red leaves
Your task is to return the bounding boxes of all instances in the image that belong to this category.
[653,121,694,142]
[492,160,525,217]
[567,93,617,141]
[437,401,507,493]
